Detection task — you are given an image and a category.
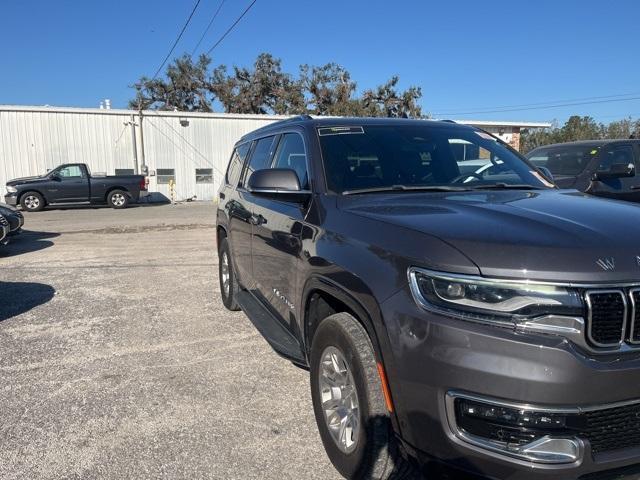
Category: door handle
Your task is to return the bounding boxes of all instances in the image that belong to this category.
[249,214,266,226]
[631,185,640,190]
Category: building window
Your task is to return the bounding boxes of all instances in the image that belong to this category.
[115,168,134,176]
[196,168,213,183]
[157,169,175,184]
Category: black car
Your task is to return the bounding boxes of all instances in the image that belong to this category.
[217,116,640,480]
[5,163,147,212]
[0,203,24,235]
[0,214,9,245]
[526,139,640,201]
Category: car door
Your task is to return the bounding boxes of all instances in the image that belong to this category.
[250,132,309,334]
[591,144,637,202]
[51,164,90,203]
[230,135,278,286]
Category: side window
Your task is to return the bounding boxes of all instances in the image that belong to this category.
[272,133,308,189]
[243,136,276,184]
[58,165,83,179]
[599,145,635,172]
[226,143,250,187]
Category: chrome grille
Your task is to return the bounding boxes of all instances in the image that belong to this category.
[585,290,626,347]
[630,289,640,344]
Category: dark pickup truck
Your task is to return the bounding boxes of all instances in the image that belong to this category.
[218,116,640,480]
[526,139,640,202]
[4,163,147,211]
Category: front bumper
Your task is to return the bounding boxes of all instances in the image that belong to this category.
[4,193,18,206]
[382,287,640,480]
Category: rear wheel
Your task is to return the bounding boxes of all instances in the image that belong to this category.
[108,190,129,209]
[310,313,417,480]
[219,237,240,311]
[20,192,44,212]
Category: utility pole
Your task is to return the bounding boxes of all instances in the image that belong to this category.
[128,115,139,174]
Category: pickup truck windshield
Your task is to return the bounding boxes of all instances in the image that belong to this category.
[317,125,548,194]
[526,144,599,176]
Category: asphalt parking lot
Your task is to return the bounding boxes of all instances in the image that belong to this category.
[0,203,340,480]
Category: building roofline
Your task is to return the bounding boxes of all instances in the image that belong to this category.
[0,105,552,128]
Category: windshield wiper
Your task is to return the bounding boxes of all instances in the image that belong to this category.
[468,183,547,191]
[342,185,473,195]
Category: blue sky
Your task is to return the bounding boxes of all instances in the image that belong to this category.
[2,0,639,123]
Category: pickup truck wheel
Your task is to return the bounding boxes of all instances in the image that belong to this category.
[108,190,129,209]
[310,313,417,480]
[20,192,45,212]
[219,238,240,311]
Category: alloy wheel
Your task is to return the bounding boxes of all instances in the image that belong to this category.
[112,193,126,207]
[318,346,360,454]
[24,195,40,210]
[221,251,230,297]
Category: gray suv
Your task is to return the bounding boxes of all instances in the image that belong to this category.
[216,116,640,479]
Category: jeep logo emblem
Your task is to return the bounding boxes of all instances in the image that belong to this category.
[596,257,616,271]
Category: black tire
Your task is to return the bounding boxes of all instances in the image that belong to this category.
[20,191,45,212]
[310,313,418,480]
[108,190,129,209]
[218,237,240,311]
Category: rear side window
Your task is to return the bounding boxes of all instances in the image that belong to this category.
[243,136,277,184]
[226,143,250,187]
[273,133,308,189]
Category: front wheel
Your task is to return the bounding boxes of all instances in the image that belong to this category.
[108,190,129,209]
[310,313,417,480]
[20,191,45,212]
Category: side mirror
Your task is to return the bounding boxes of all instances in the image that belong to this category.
[537,166,555,184]
[247,168,310,201]
[50,173,61,181]
[593,162,635,181]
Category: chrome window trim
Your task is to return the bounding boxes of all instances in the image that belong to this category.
[629,288,640,344]
[584,290,627,348]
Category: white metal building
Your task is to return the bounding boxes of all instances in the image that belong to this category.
[0,105,550,202]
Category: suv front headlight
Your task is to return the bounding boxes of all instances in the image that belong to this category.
[6,186,17,193]
[408,268,583,326]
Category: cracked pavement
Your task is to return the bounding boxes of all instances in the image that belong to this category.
[0,203,339,480]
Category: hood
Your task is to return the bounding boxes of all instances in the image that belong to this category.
[7,175,47,186]
[0,203,19,214]
[339,190,640,283]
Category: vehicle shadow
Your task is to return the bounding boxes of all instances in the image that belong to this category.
[0,230,59,257]
[0,281,55,321]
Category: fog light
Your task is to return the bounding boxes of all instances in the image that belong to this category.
[447,393,582,464]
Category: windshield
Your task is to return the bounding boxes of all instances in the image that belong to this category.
[317,124,548,194]
[526,144,599,176]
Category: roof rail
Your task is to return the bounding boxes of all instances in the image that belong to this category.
[239,114,313,140]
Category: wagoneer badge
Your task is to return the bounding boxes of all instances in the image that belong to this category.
[596,257,616,271]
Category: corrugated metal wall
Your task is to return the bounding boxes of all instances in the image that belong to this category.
[0,106,286,201]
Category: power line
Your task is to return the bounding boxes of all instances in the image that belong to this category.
[205,0,258,55]
[190,0,226,57]
[435,96,640,116]
[151,0,203,80]
[432,92,640,116]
